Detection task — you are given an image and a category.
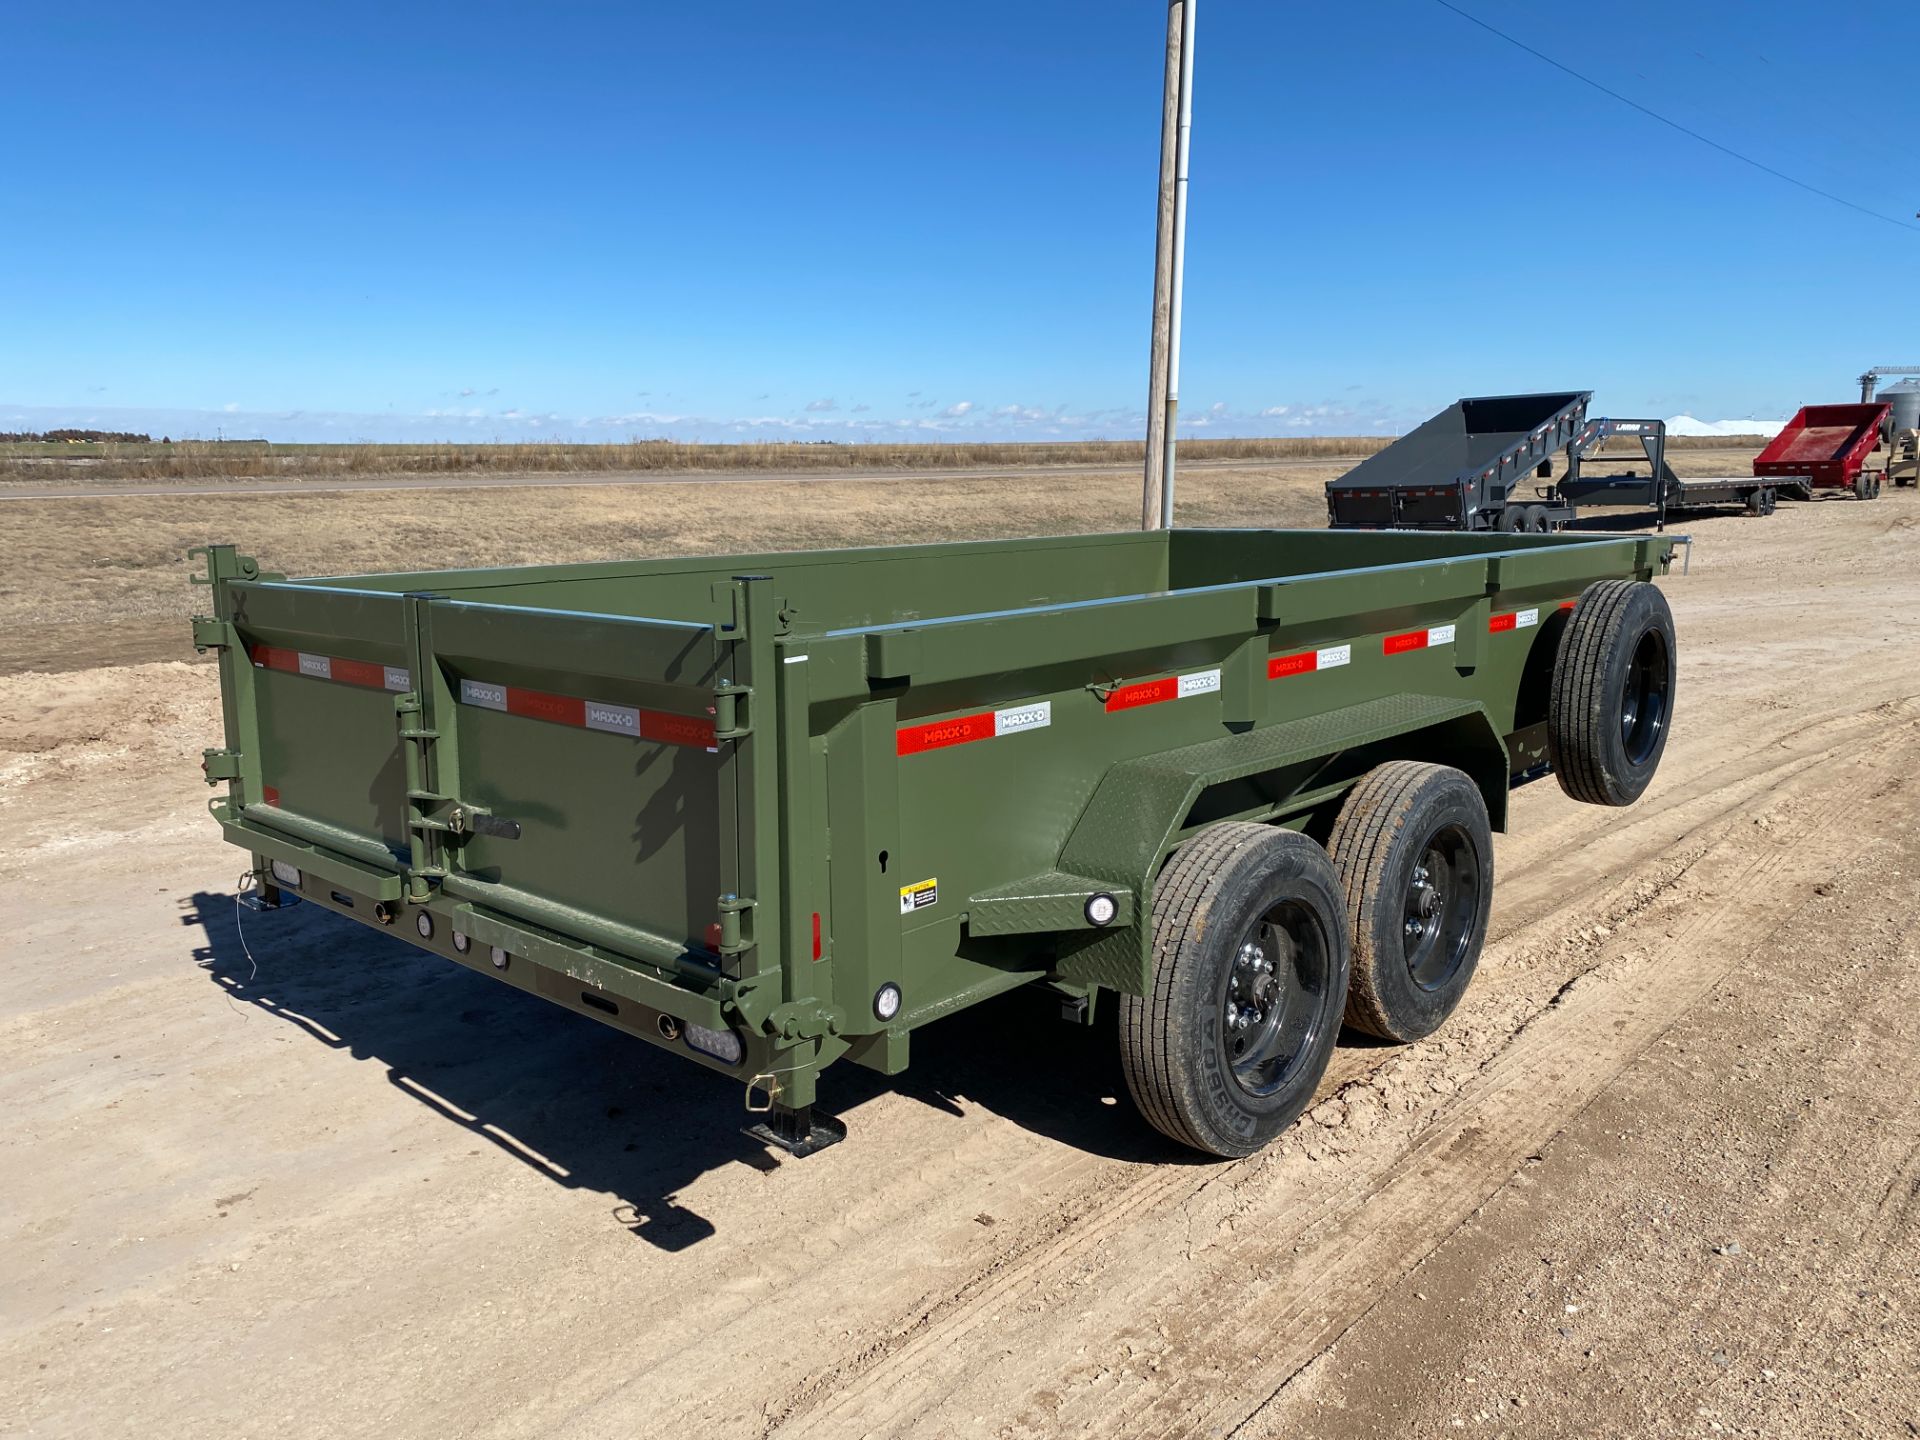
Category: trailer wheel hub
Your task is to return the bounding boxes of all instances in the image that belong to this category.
[1223,905,1332,1098]
[1401,827,1482,992]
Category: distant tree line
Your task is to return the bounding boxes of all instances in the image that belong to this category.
[0,429,157,443]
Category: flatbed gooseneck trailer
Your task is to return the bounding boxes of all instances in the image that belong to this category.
[1327,392,1792,531]
[193,527,1679,1158]
[1550,417,1792,527]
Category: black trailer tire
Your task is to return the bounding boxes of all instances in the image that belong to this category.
[1522,505,1550,533]
[1854,473,1873,501]
[1121,823,1351,1158]
[1872,475,1883,499]
[1549,579,1677,807]
[1326,762,1494,1043]
[1495,504,1523,533]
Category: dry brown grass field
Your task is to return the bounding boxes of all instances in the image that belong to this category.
[0,431,1769,484]
[0,446,1767,677]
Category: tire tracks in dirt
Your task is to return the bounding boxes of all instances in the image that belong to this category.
[753,704,1920,1440]
[545,693,1918,1439]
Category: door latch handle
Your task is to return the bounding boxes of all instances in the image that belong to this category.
[445,805,522,841]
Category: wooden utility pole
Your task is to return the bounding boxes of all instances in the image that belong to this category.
[1143,0,1195,530]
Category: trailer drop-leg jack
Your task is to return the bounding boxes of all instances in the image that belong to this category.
[745,1105,847,1159]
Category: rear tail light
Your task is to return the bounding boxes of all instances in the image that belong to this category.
[684,1023,744,1066]
[268,859,302,889]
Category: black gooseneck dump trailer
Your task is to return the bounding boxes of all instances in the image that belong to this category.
[1326,392,1799,532]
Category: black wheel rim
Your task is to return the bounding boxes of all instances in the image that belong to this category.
[1619,627,1670,766]
[1220,901,1332,1098]
[1399,822,1481,990]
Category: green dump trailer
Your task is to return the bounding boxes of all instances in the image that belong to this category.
[191,527,1679,1158]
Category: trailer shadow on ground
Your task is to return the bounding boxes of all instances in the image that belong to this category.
[184,890,1188,1251]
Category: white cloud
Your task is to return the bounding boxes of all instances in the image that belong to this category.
[0,392,1431,446]
[804,397,837,412]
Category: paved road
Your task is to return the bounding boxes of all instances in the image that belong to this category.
[0,454,1349,501]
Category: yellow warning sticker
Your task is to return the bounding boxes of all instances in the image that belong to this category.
[899,877,938,915]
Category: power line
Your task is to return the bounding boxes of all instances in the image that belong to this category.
[1430,0,1920,235]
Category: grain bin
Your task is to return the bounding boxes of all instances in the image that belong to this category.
[1880,378,1920,435]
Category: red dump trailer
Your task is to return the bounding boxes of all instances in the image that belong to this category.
[1753,402,1890,498]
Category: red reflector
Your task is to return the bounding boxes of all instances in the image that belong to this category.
[1268,651,1316,678]
[812,912,823,960]
[1383,630,1429,655]
[705,922,724,953]
[506,687,586,727]
[252,644,301,674]
[261,785,281,807]
[1560,600,1577,611]
[896,711,995,756]
[641,710,719,749]
[1489,612,1518,633]
[1104,676,1178,711]
[329,656,389,689]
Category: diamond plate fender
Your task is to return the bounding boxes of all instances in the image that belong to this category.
[1052,695,1507,994]
[967,871,1137,936]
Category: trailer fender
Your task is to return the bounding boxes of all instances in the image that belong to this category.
[1049,695,1507,996]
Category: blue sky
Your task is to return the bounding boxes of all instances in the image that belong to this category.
[4,1,1915,442]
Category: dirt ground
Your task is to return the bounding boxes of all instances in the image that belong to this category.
[1,469,1915,1439]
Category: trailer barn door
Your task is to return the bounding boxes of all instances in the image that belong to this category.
[420,597,746,972]
[225,582,418,871]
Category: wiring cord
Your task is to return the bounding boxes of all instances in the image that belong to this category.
[1430,0,1920,235]
[233,872,261,982]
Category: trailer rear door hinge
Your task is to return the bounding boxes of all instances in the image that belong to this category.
[201,747,243,783]
[714,893,756,955]
[191,615,232,651]
[712,684,753,740]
